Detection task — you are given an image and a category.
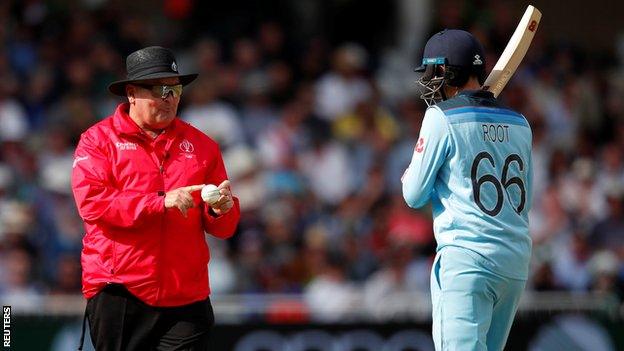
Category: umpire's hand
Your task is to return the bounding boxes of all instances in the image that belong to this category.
[209,180,234,215]
[165,184,204,217]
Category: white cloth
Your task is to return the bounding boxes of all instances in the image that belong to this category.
[314,73,371,121]
[0,99,28,142]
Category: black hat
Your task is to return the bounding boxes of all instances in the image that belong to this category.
[108,46,198,96]
[415,29,485,72]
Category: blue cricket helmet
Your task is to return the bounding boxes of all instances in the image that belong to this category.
[415,29,486,74]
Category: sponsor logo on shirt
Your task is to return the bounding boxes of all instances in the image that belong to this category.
[115,142,138,151]
[415,137,425,153]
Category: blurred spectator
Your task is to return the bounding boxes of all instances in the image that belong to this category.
[588,250,621,296]
[339,94,401,149]
[558,158,606,227]
[590,185,624,254]
[223,146,266,212]
[239,71,279,145]
[531,262,560,291]
[182,76,245,149]
[207,236,237,294]
[257,101,309,170]
[529,63,578,149]
[363,243,416,320]
[298,127,355,206]
[0,248,43,312]
[304,250,358,322]
[257,21,288,63]
[0,201,36,255]
[596,144,624,194]
[266,61,295,105]
[0,72,28,143]
[22,64,54,129]
[530,185,571,247]
[49,253,81,295]
[192,38,223,75]
[551,232,593,291]
[314,43,372,121]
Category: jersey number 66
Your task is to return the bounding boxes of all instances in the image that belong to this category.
[471,151,526,216]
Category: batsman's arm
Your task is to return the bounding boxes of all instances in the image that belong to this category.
[402,107,452,208]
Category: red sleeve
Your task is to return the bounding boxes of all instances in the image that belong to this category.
[71,132,165,229]
[201,144,240,239]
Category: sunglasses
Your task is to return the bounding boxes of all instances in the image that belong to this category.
[135,84,183,99]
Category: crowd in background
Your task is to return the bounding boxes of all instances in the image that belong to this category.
[0,0,623,320]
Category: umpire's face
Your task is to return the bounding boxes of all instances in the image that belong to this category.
[126,77,181,130]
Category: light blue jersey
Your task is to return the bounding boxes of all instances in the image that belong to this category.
[402,90,532,280]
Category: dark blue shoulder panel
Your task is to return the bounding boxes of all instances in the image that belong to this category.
[437,90,521,116]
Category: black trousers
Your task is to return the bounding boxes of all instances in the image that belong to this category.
[83,284,214,351]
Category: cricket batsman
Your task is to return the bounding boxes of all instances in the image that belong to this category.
[401,29,533,350]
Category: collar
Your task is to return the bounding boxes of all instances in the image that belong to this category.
[112,103,180,140]
[457,90,495,99]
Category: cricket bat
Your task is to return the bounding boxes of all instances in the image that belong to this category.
[482,5,542,97]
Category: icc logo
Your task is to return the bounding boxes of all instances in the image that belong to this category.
[180,139,194,153]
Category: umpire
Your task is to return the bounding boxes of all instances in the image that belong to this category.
[71,46,240,350]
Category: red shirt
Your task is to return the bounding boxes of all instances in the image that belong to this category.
[71,103,240,306]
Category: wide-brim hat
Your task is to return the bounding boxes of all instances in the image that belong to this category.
[108,46,198,96]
